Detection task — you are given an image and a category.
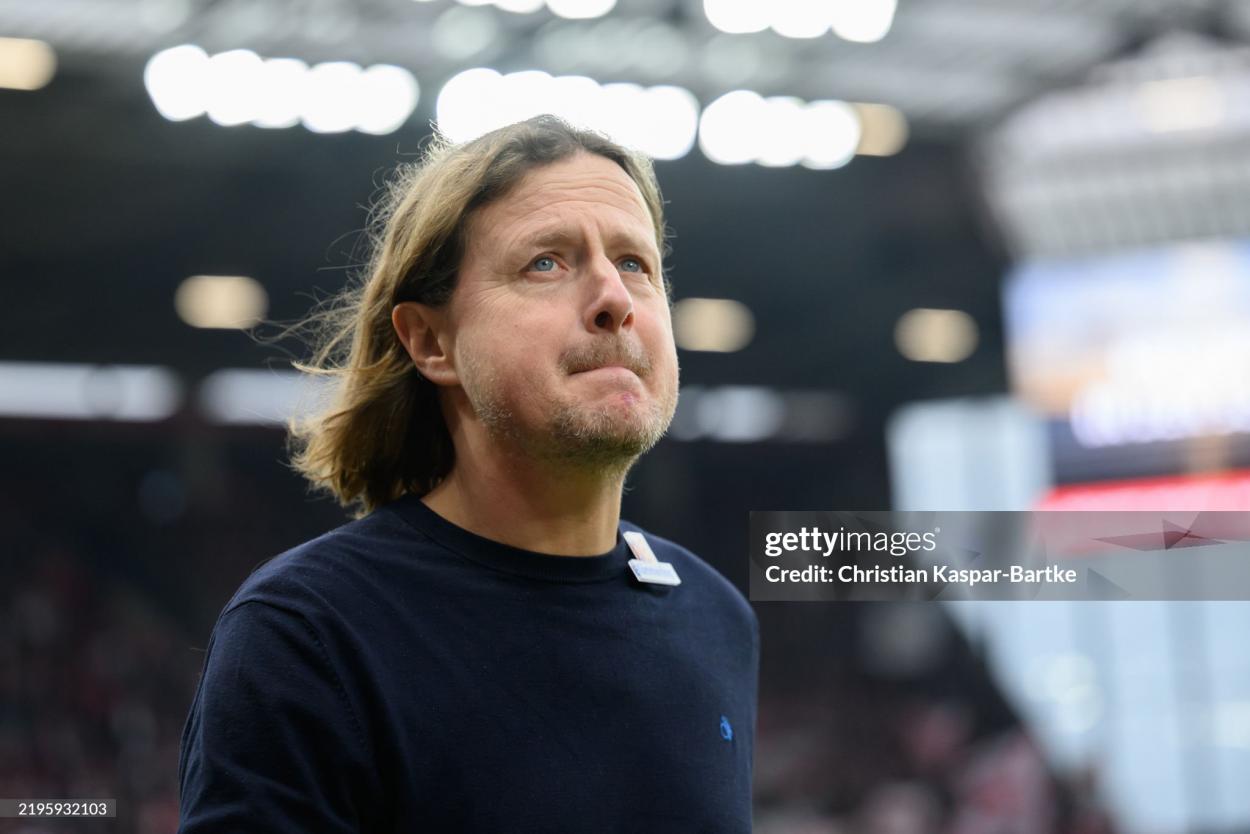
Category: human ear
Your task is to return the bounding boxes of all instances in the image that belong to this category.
[392,302,459,386]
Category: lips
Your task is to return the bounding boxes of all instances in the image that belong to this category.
[563,341,650,377]
[573,365,642,383]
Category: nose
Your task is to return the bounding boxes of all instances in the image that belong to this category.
[584,254,634,334]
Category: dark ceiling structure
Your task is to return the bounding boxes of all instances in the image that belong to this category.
[6,0,1250,490]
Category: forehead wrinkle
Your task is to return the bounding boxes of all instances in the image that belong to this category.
[510,185,652,233]
[505,159,653,222]
[485,199,659,262]
[524,178,643,211]
[467,156,660,262]
[519,217,658,256]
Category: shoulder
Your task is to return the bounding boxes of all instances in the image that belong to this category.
[620,520,759,633]
[218,504,436,623]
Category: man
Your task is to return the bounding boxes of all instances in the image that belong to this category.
[178,115,760,833]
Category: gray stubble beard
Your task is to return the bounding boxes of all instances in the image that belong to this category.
[464,357,678,478]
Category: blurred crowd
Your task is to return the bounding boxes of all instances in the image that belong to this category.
[2,506,193,833]
[2,429,1121,834]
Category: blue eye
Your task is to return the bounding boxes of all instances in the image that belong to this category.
[532,256,557,272]
[620,257,643,273]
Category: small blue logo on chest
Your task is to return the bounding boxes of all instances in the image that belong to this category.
[719,715,733,741]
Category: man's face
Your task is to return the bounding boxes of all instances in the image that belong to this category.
[444,152,680,471]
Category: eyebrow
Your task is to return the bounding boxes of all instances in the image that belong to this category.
[520,229,576,250]
[519,227,659,258]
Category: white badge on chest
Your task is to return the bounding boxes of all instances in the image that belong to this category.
[623,530,682,586]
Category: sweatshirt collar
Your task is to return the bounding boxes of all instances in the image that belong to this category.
[387,493,632,584]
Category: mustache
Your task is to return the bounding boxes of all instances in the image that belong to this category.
[561,339,652,376]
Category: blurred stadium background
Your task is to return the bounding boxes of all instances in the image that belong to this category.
[4,0,1250,831]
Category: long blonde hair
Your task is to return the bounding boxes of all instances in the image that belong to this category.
[287,115,670,518]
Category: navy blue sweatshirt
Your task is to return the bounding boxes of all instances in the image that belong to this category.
[178,494,759,833]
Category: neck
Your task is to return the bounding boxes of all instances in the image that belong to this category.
[421,431,630,557]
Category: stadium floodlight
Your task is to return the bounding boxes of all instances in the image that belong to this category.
[546,0,617,20]
[355,65,420,135]
[770,0,829,39]
[546,74,605,131]
[301,61,364,134]
[698,89,769,165]
[831,0,897,43]
[435,67,504,142]
[853,102,908,156]
[673,298,755,353]
[801,100,861,170]
[895,308,979,363]
[0,362,181,421]
[174,275,268,330]
[702,0,769,34]
[251,58,308,130]
[497,69,557,127]
[144,44,210,121]
[637,86,699,160]
[756,96,808,167]
[436,69,697,159]
[205,49,265,127]
[0,37,56,91]
[495,0,545,12]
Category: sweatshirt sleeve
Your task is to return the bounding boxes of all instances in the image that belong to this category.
[177,600,378,833]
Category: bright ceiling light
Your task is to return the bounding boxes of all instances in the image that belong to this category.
[854,102,908,156]
[598,82,647,147]
[0,362,181,421]
[355,64,420,135]
[199,369,330,425]
[0,37,56,91]
[144,44,210,121]
[586,83,699,161]
[145,47,415,135]
[1137,76,1224,133]
[251,58,308,129]
[831,0,897,43]
[697,387,784,441]
[546,74,604,130]
[175,275,268,329]
[435,67,503,142]
[546,0,617,20]
[771,0,829,39]
[702,0,769,34]
[697,92,863,169]
[301,61,363,133]
[637,85,699,160]
[801,100,861,170]
[436,70,696,157]
[895,308,978,363]
[705,0,895,41]
[673,298,755,352]
[464,70,606,136]
[497,69,556,127]
[205,49,265,127]
[495,0,545,12]
[757,96,808,167]
[698,89,768,165]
